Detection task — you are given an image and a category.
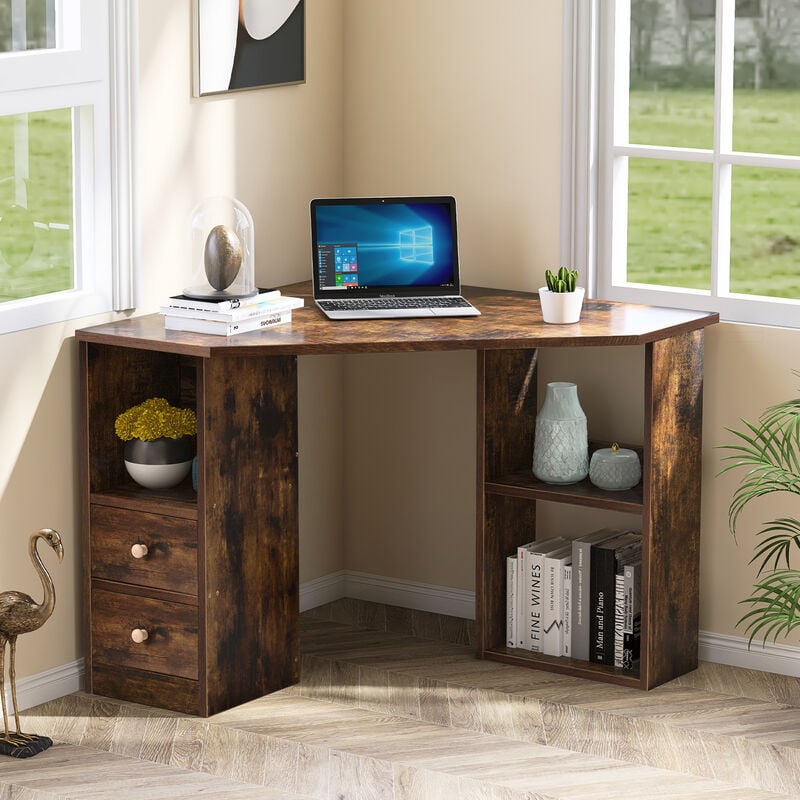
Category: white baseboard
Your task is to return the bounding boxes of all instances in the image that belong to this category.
[299,570,347,613]
[299,569,475,619]
[342,570,476,620]
[4,658,84,713]
[698,630,800,677]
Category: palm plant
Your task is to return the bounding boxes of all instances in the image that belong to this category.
[718,370,800,645]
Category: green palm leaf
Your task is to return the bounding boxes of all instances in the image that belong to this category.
[737,569,800,645]
[750,518,800,575]
[719,371,800,647]
[718,387,800,536]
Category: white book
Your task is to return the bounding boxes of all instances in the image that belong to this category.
[517,536,567,652]
[563,564,572,657]
[515,541,535,649]
[164,288,282,313]
[160,294,303,322]
[164,310,291,336]
[506,555,518,648]
[542,545,571,657]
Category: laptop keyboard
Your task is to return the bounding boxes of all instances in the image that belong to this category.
[318,296,473,311]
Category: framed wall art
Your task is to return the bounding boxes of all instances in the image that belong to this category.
[194,0,305,96]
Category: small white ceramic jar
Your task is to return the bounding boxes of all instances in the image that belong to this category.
[588,443,641,491]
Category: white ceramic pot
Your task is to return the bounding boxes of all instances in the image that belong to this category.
[538,286,585,324]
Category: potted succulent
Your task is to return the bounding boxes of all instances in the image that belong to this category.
[718,371,800,644]
[115,397,197,489]
[539,266,585,324]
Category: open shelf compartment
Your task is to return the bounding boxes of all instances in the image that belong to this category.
[477,334,706,691]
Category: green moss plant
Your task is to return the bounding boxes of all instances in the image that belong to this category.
[115,397,197,442]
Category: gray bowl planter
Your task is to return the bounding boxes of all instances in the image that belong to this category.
[123,436,194,489]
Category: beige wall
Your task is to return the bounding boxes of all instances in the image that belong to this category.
[2,0,799,685]
[339,0,563,591]
[0,330,82,678]
[342,0,562,292]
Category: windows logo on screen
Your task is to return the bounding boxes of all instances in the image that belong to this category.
[399,226,434,265]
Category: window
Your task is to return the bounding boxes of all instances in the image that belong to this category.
[0,0,136,334]
[563,0,800,327]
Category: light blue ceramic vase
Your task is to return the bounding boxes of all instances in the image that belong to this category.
[532,382,589,484]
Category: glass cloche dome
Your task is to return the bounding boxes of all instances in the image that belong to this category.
[185,196,256,299]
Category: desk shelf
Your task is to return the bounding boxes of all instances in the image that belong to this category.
[485,470,644,514]
[90,483,199,518]
[481,645,641,687]
[477,333,707,690]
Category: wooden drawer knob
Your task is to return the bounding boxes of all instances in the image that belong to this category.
[130,628,149,644]
[130,543,149,559]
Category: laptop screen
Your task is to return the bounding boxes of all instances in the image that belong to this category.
[311,196,460,298]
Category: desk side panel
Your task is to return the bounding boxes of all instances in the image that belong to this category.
[642,330,704,688]
[199,354,299,714]
[79,342,92,693]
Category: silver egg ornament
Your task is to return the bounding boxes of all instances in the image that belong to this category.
[204,225,243,290]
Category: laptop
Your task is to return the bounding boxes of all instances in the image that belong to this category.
[310,195,480,320]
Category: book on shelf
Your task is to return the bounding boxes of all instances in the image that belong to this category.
[622,559,642,670]
[163,310,292,336]
[164,288,281,313]
[563,564,572,657]
[160,293,304,322]
[614,572,625,668]
[570,527,620,661]
[513,541,536,649]
[516,536,567,652]
[589,530,642,666]
[506,555,518,648]
[542,545,572,657]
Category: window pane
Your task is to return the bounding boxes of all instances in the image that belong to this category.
[0,0,56,53]
[733,2,800,156]
[627,158,712,290]
[730,165,800,299]
[629,0,715,149]
[0,109,74,302]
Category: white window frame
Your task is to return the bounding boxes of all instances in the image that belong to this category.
[0,0,137,335]
[562,0,800,329]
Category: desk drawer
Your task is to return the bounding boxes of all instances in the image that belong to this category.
[91,585,198,680]
[91,505,197,595]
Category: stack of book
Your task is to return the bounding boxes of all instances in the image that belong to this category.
[506,526,642,671]
[160,289,304,335]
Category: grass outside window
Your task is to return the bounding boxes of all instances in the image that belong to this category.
[625,89,800,301]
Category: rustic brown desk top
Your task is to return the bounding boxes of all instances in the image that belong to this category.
[75,282,719,356]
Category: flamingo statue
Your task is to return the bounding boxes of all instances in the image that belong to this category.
[0,528,63,758]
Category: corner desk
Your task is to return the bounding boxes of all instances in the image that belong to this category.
[77,282,719,715]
